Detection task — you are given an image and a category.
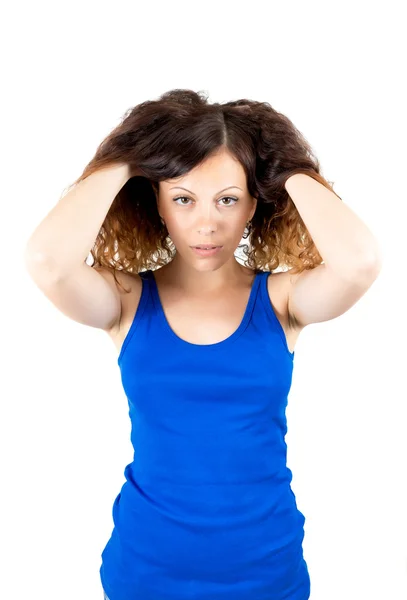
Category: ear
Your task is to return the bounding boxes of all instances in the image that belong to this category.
[250,195,258,220]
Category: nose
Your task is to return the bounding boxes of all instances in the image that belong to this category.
[195,207,219,235]
[197,224,216,234]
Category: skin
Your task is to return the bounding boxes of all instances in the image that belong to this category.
[104,146,297,352]
[153,147,258,295]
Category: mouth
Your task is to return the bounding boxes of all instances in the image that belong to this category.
[191,245,222,249]
[190,245,223,256]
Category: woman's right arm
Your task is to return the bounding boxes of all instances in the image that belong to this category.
[24,163,135,332]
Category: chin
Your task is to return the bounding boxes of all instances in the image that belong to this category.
[190,255,235,273]
[172,245,235,271]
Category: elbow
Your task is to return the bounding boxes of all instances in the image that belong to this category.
[24,249,59,284]
[351,249,383,282]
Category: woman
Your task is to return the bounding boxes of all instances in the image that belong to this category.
[25,89,382,600]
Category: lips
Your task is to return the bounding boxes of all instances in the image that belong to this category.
[191,245,223,256]
[192,245,221,249]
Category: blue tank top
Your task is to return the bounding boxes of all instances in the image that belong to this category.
[100,269,310,600]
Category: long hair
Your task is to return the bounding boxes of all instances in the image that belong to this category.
[61,88,342,293]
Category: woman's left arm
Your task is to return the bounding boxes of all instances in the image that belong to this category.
[285,173,382,277]
[283,173,382,330]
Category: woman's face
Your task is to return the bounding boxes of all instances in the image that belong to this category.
[155,148,257,270]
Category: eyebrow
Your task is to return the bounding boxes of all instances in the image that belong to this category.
[169,185,243,195]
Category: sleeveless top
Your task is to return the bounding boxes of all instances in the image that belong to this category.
[99,269,311,600]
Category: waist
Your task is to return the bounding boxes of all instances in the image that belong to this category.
[127,431,290,486]
[118,468,304,532]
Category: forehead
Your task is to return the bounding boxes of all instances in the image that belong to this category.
[161,153,247,192]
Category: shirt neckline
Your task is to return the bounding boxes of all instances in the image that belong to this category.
[147,269,263,350]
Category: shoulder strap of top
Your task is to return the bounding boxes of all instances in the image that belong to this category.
[257,270,295,358]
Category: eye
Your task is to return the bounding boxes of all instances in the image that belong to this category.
[172,196,193,205]
[219,196,239,206]
[172,196,239,206]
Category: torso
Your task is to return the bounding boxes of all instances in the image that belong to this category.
[105,266,303,356]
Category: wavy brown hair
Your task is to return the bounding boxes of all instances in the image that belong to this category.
[62,88,342,294]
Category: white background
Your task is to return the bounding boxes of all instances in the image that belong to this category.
[2,1,406,599]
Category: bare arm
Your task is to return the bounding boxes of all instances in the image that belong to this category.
[24,163,137,332]
[24,163,131,277]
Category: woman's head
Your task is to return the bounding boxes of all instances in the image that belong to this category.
[153,146,257,274]
[63,88,341,292]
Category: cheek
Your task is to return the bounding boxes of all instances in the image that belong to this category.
[166,215,184,232]
[164,217,187,242]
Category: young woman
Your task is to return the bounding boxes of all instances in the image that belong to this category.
[25,89,382,600]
